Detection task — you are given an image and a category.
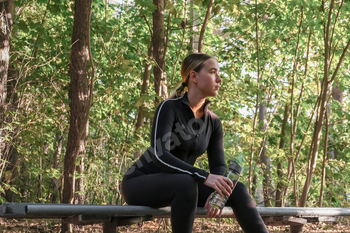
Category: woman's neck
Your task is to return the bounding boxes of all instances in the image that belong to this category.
[187,91,206,118]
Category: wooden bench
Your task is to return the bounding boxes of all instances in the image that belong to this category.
[1,203,350,233]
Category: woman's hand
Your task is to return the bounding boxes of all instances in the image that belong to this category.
[204,193,223,217]
[203,174,233,217]
[204,174,233,197]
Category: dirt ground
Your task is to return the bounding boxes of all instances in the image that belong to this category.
[1,217,350,232]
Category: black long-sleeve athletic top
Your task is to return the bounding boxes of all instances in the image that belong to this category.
[131,92,227,183]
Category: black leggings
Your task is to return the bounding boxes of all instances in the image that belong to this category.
[122,169,268,233]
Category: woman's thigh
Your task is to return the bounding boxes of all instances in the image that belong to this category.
[122,172,198,208]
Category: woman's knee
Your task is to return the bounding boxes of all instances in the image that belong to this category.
[173,175,198,201]
[232,182,249,196]
[228,182,255,207]
[229,182,250,201]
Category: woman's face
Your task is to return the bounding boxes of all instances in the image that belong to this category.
[192,58,221,97]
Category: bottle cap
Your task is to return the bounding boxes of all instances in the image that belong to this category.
[229,160,242,174]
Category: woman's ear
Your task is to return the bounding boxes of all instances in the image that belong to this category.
[189,71,198,84]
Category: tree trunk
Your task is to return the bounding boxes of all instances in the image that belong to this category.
[51,133,63,203]
[0,1,17,202]
[134,45,152,159]
[299,56,329,207]
[280,28,311,207]
[151,8,168,228]
[0,0,14,178]
[330,82,343,159]
[290,6,303,207]
[319,103,329,207]
[190,0,199,52]
[37,127,44,202]
[300,0,350,207]
[62,0,93,205]
[259,95,272,207]
[248,0,260,196]
[197,0,214,53]
[152,0,167,101]
[74,123,88,205]
[275,104,289,207]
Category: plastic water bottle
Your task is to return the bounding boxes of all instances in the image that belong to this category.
[209,160,242,209]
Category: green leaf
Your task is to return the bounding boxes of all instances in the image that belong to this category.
[0,185,5,194]
[10,186,18,194]
[37,27,46,36]
[49,4,60,13]
[134,95,147,108]
[0,197,7,203]
[135,0,156,13]
[165,0,177,15]
[16,20,29,33]
[4,170,12,181]
[75,156,83,166]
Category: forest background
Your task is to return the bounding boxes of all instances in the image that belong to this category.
[0,0,349,212]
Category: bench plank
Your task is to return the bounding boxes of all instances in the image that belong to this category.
[2,203,350,233]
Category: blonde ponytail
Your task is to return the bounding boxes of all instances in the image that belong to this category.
[169,83,187,99]
[168,53,213,99]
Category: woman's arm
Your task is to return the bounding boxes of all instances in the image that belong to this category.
[205,117,233,194]
[150,99,210,182]
[204,116,233,216]
[206,115,227,175]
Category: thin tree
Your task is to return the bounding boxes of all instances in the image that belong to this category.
[281,30,315,206]
[190,0,199,52]
[300,0,350,207]
[62,0,94,206]
[248,0,260,195]
[152,0,167,100]
[330,81,343,159]
[197,0,214,53]
[0,0,15,181]
[319,102,329,207]
[134,44,153,159]
[275,103,289,207]
[289,6,303,206]
[319,82,343,206]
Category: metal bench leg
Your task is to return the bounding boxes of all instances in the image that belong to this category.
[102,220,118,233]
[290,225,303,233]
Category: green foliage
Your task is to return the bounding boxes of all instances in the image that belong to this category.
[0,0,349,209]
